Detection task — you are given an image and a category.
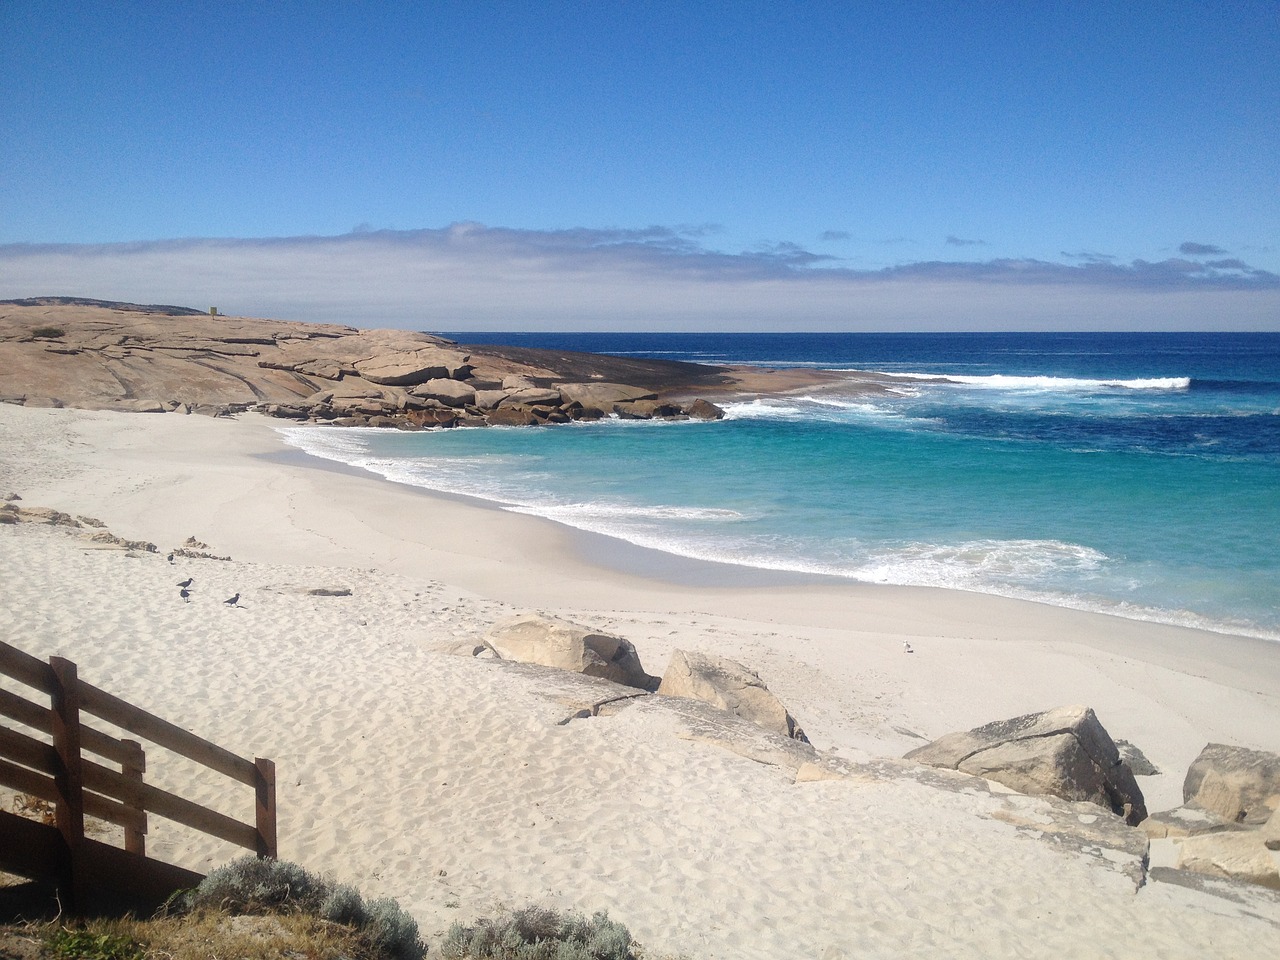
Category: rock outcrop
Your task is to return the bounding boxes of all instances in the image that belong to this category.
[657,649,808,743]
[904,705,1147,825]
[483,614,657,690]
[0,298,738,431]
[1183,743,1280,825]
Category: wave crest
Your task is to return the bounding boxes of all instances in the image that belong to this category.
[888,372,1191,391]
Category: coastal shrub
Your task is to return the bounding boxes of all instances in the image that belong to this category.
[182,855,424,960]
[363,896,425,960]
[442,905,636,960]
[31,325,66,338]
[187,856,326,914]
[320,882,369,926]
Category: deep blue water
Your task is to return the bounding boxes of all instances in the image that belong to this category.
[283,332,1280,640]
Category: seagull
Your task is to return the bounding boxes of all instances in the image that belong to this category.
[224,593,240,606]
[903,641,914,654]
[176,577,194,588]
[179,587,191,602]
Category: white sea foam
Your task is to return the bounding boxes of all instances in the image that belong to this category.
[277,426,1280,642]
[522,502,746,523]
[886,372,1192,391]
[850,539,1109,587]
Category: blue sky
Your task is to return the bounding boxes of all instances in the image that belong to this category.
[1,1,1277,330]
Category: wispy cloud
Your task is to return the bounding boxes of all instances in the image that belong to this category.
[819,230,851,241]
[1,224,1277,331]
[1179,241,1227,256]
[945,235,988,247]
[1061,250,1117,262]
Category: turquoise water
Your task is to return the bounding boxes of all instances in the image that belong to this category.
[282,332,1280,640]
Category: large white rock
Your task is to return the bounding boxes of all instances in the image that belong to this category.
[484,614,656,690]
[904,705,1147,825]
[657,649,808,742]
[1175,830,1280,889]
[354,348,458,386]
[1184,743,1280,825]
[557,382,657,409]
[410,378,476,407]
[1264,805,1280,851]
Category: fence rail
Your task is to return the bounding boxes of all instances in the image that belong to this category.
[0,639,276,914]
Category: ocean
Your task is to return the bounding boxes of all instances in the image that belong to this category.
[280,332,1280,641]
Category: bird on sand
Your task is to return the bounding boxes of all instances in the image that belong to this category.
[179,588,191,602]
[176,577,194,588]
[903,641,914,654]
[167,553,175,563]
[224,593,240,606]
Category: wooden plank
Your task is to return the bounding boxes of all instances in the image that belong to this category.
[0,688,130,764]
[0,757,144,834]
[0,639,55,693]
[50,658,86,844]
[121,739,146,855]
[50,656,85,912]
[0,723,58,774]
[77,681,258,786]
[0,754,59,804]
[0,686,49,729]
[255,757,277,858]
[80,758,258,850]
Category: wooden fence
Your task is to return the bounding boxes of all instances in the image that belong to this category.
[0,639,276,915]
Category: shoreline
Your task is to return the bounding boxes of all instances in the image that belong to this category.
[6,404,1279,770]
[4,403,1280,957]
[274,417,1280,645]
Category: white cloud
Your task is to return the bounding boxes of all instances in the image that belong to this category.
[2,224,1277,331]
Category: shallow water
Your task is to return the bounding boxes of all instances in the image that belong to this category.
[282,332,1280,640]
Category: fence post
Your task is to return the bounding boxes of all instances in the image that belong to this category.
[49,656,85,910]
[255,757,277,859]
[120,739,147,856]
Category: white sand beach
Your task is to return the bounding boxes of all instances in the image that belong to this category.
[3,403,1279,958]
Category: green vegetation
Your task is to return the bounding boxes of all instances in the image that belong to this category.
[44,927,144,960]
[180,856,424,960]
[443,906,636,960]
[30,326,66,338]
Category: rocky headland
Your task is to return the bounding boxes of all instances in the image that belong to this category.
[0,297,847,428]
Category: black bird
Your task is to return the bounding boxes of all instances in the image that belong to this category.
[176,577,194,588]
[224,593,240,606]
[167,553,175,563]
[179,588,191,602]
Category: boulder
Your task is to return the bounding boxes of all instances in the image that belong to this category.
[500,386,562,407]
[1175,830,1280,890]
[558,382,657,408]
[410,378,476,407]
[1184,743,1280,825]
[1264,807,1280,851]
[685,398,726,420]
[486,404,541,426]
[354,349,456,386]
[484,614,656,690]
[904,705,1147,825]
[657,649,808,742]
[1115,738,1160,776]
[1139,806,1238,840]
[472,389,510,410]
